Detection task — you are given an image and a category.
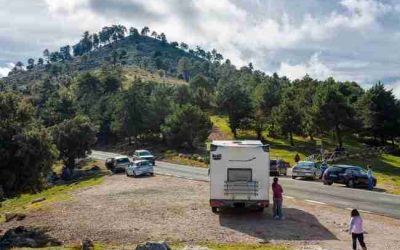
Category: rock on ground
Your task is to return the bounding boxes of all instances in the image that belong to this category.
[0,226,62,249]
[82,238,94,250]
[135,241,171,250]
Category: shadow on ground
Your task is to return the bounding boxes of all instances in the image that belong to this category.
[219,208,338,241]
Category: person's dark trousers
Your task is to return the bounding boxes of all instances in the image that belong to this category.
[368,177,373,190]
[352,233,367,250]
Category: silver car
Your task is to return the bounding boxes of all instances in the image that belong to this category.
[106,156,131,173]
[292,161,322,180]
[126,160,154,177]
[133,150,155,166]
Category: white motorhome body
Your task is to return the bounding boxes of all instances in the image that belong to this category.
[209,140,270,212]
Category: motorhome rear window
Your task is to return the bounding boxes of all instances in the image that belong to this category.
[227,168,252,182]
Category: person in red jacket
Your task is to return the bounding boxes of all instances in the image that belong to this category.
[272,177,284,219]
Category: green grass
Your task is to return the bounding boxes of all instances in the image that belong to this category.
[0,175,104,224]
[210,115,234,139]
[122,65,187,87]
[201,242,290,250]
[160,149,208,168]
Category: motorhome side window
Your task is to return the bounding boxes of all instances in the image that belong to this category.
[227,168,252,182]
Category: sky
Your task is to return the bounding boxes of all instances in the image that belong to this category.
[1,0,400,96]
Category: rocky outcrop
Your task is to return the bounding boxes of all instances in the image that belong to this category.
[0,226,62,249]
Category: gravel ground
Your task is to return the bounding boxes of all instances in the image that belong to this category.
[1,175,400,249]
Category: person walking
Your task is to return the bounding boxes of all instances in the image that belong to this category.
[367,165,373,190]
[272,177,284,220]
[294,153,300,164]
[349,209,367,250]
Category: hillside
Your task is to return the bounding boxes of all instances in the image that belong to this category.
[1,33,205,88]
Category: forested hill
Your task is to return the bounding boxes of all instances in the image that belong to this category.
[1,25,223,88]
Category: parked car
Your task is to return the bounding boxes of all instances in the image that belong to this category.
[322,165,377,188]
[133,150,155,166]
[292,161,322,180]
[270,159,289,176]
[126,160,154,177]
[105,156,131,173]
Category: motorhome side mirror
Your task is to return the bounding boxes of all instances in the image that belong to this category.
[210,144,218,152]
[262,145,269,152]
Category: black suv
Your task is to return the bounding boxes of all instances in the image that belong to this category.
[270,159,289,176]
[322,165,377,188]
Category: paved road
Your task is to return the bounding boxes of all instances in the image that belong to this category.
[91,150,400,219]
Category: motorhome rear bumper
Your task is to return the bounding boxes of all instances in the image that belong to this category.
[210,199,269,208]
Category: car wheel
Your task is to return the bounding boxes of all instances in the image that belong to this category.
[323,180,333,185]
[211,207,218,213]
[284,171,287,176]
[292,176,296,179]
[347,179,355,188]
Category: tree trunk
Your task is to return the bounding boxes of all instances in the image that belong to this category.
[128,136,132,145]
[310,134,314,141]
[335,124,342,148]
[256,129,262,140]
[233,128,237,139]
[392,137,395,148]
[289,131,294,146]
[381,135,385,146]
[66,157,75,170]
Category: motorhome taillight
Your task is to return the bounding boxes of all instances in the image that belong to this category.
[210,200,224,207]
[257,201,269,207]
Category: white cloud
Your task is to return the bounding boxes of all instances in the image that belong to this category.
[0,63,14,77]
[1,0,400,90]
[389,81,400,99]
[278,53,332,80]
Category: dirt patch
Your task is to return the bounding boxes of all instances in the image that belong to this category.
[1,175,399,249]
[208,126,229,141]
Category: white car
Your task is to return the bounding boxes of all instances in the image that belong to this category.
[126,160,154,177]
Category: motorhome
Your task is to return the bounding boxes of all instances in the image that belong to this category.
[209,140,270,212]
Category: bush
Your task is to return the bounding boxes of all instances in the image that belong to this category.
[0,92,58,195]
[52,115,98,169]
[162,104,212,149]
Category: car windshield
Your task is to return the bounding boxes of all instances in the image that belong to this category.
[138,151,151,156]
[358,168,368,175]
[116,158,130,163]
[297,162,314,168]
